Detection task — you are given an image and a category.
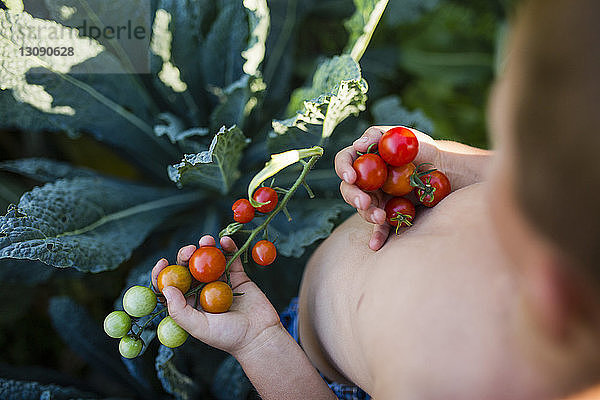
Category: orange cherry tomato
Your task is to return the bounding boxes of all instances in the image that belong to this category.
[189,247,226,283]
[199,281,233,313]
[381,162,416,196]
[157,265,192,294]
[252,240,277,266]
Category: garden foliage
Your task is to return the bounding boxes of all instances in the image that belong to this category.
[0,0,508,398]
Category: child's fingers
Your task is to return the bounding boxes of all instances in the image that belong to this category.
[163,286,209,339]
[369,223,390,251]
[334,145,358,184]
[199,235,216,247]
[176,245,196,266]
[151,258,169,290]
[352,126,386,152]
[340,181,372,210]
[358,206,387,225]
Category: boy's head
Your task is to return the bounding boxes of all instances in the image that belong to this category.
[488,0,600,388]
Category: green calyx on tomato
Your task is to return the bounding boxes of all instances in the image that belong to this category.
[384,197,416,235]
[414,170,451,208]
[252,187,279,213]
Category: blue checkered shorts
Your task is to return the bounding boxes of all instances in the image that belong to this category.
[280,297,370,400]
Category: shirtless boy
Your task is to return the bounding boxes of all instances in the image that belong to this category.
[152,0,600,398]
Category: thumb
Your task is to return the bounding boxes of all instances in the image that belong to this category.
[162,286,206,335]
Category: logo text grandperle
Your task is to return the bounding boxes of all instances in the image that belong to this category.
[17,19,147,41]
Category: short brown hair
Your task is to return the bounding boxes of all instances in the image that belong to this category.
[511,0,600,272]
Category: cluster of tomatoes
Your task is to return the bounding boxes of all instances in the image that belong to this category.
[103,284,190,358]
[232,186,279,267]
[352,127,451,232]
[104,244,234,357]
[103,187,283,358]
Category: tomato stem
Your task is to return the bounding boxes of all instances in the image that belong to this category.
[224,153,323,281]
[133,307,168,338]
[302,180,315,198]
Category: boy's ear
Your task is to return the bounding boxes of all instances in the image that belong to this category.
[522,252,593,342]
[523,258,570,340]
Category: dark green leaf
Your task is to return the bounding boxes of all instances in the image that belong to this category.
[344,0,389,60]
[0,10,177,177]
[168,126,249,193]
[383,0,439,27]
[0,177,201,272]
[202,0,248,89]
[371,95,433,133]
[210,75,265,133]
[269,55,368,152]
[155,346,200,400]
[45,0,153,75]
[47,297,134,396]
[0,158,98,182]
[259,198,352,258]
[0,258,53,286]
[154,113,209,144]
[0,378,97,400]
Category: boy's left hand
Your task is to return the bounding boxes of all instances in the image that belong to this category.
[151,235,282,357]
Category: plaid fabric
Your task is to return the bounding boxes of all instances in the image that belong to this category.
[280,297,370,400]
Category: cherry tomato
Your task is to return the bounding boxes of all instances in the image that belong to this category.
[378,127,419,166]
[123,286,157,318]
[119,335,143,358]
[384,197,416,233]
[252,240,277,266]
[189,247,226,283]
[381,162,416,196]
[199,281,233,313]
[232,199,255,223]
[415,170,451,207]
[157,316,189,348]
[157,265,192,294]
[253,187,278,213]
[352,153,388,192]
[104,311,131,338]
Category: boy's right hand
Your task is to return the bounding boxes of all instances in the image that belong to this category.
[151,235,282,358]
[334,126,441,251]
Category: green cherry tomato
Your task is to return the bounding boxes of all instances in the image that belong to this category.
[119,335,143,358]
[103,311,132,338]
[123,286,157,318]
[157,316,189,348]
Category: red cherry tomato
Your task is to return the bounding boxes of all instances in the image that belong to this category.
[232,199,255,223]
[381,162,416,197]
[253,187,278,213]
[189,247,226,283]
[252,240,277,266]
[415,170,451,208]
[378,127,419,166]
[384,197,416,234]
[199,281,233,313]
[352,153,388,192]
